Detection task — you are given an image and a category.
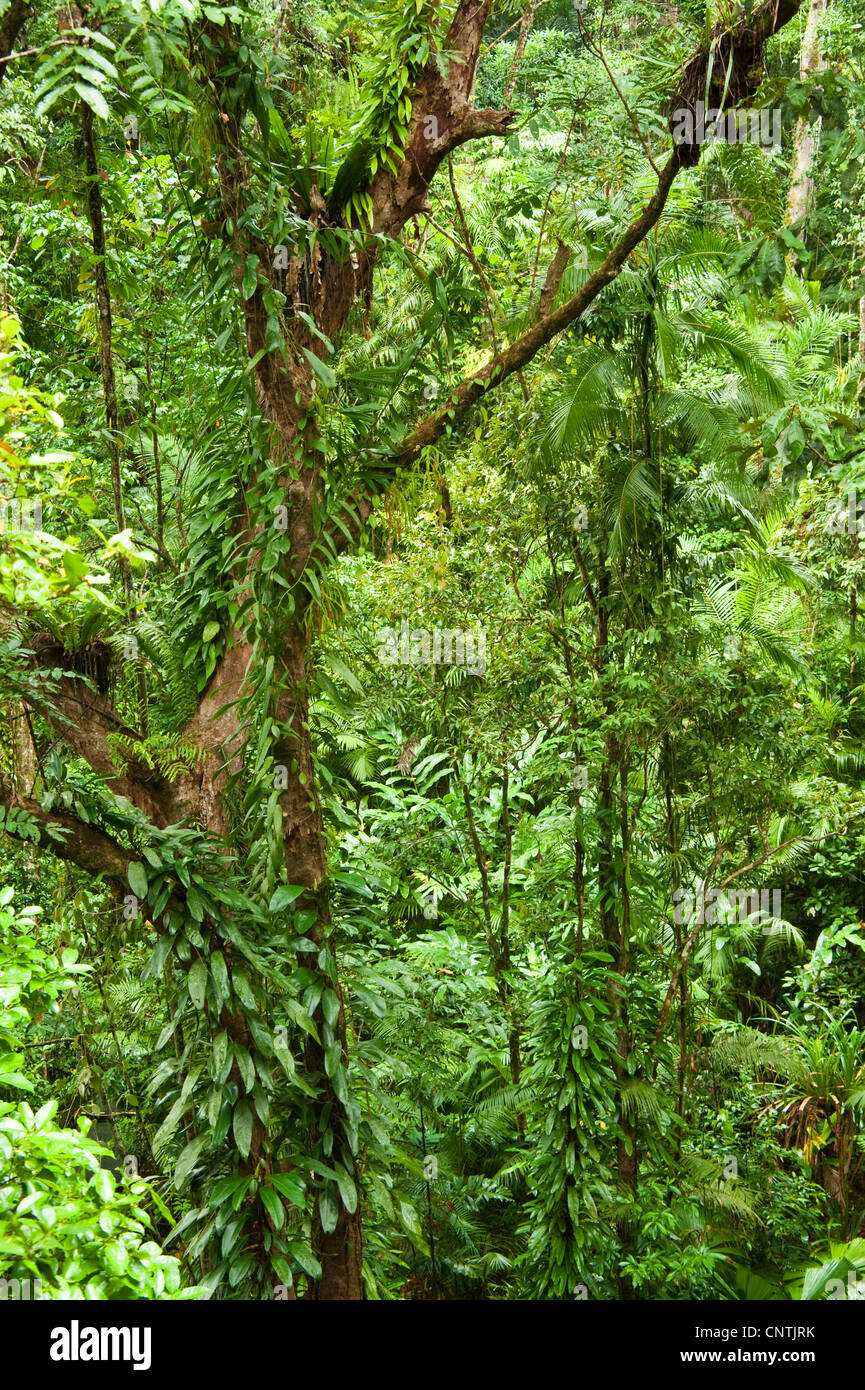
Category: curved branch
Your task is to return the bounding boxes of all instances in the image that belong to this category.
[24,673,172,824]
[321,155,681,555]
[6,793,131,886]
[375,149,681,473]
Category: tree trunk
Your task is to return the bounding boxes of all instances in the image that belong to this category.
[787,0,827,227]
[503,0,540,106]
[276,626,364,1298]
[591,554,638,1296]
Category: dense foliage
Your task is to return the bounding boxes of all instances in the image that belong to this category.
[1,0,865,1301]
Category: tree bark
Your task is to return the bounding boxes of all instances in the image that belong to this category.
[787,0,827,227]
[503,0,540,106]
[0,0,32,83]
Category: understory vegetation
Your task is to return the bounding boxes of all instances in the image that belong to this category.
[1,0,865,1301]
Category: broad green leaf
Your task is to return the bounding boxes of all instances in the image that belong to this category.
[188,959,207,1009]
[175,1135,207,1188]
[127,862,148,899]
[233,1100,253,1160]
[318,1186,339,1235]
[260,1187,284,1230]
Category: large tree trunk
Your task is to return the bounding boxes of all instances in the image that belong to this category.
[276,626,364,1299]
[787,0,827,227]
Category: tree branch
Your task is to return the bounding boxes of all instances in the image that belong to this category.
[23,660,172,824]
[534,237,571,321]
[670,0,804,166]
[391,149,683,466]
[5,792,131,886]
[321,152,682,559]
[504,0,540,106]
[333,0,807,542]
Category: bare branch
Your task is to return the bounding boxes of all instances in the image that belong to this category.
[504,1,540,107]
[534,238,571,321]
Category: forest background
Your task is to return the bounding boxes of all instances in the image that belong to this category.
[1,0,865,1303]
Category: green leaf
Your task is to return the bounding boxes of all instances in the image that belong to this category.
[104,1241,129,1275]
[0,1071,34,1090]
[242,255,260,300]
[269,884,305,913]
[285,998,320,1043]
[301,348,336,390]
[324,1042,342,1078]
[265,314,283,354]
[188,959,207,1009]
[232,971,256,1011]
[74,84,111,120]
[233,1099,253,1160]
[211,1176,249,1207]
[321,990,340,1028]
[334,1163,357,1214]
[288,1242,321,1279]
[127,862,148,899]
[228,1252,255,1287]
[175,1134,207,1188]
[212,1030,229,1077]
[260,1187,284,1230]
[233,1043,255,1093]
[186,886,205,923]
[318,1186,339,1235]
[272,1255,293,1288]
[269,1173,305,1207]
[61,549,87,583]
[210,950,229,1003]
